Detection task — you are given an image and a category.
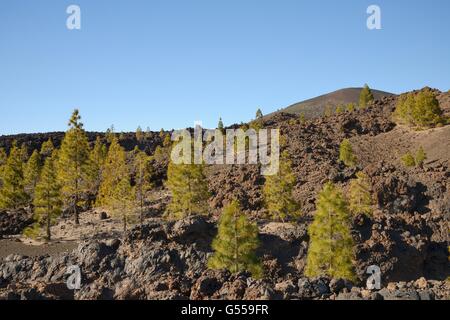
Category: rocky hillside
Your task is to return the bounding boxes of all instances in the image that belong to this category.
[266,87,395,120]
[0,87,449,300]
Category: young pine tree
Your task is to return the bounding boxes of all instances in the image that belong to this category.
[97,136,135,232]
[415,146,427,167]
[136,126,144,142]
[208,200,263,278]
[165,160,210,219]
[133,147,153,228]
[57,109,91,225]
[0,143,28,209]
[305,182,355,281]
[218,117,224,133]
[263,151,300,222]
[255,108,263,119]
[26,156,62,240]
[401,152,416,167]
[359,84,374,109]
[24,150,41,202]
[87,136,107,198]
[339,139,357,167]
[40,138,55,158]
[348,172,372,216]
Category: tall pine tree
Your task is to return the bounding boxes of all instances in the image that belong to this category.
[24,150,41,202]
[40,138,55,158]
[263,151,300,222]
[348,172,372,216]
[0,142,28,209]
[133,147,153,228]
[359,84,374,109]
[97,136,135,232]
[339,139,357,167]
[57,109,91,225]
[25,156,62,240]
[305,182,355,281]
[87,136,107,199]
[165,160,210,219]
[208,200,263,278]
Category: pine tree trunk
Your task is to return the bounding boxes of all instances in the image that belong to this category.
[46,193,51,241]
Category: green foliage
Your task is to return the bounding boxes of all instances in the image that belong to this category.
[394,88,444,128]
[24,150,41,202]
[87,136,107,198]
[208,200,263,278]
[401,152,416,167]
[415,146,427,167]
[255,108,263,119]
[57,109,91,224]
[133,147,153,227]
[218,117,224,133]
[263,151,300,222]
[348,172,372,216]
[163,133,172,148]
[299,112,306,124]
[40,139,55,158]
[106,125,116,143]
[339,139,357,167]
[165,160,210,219]
[136,126,144,142]
[359,84,374,109]
[0,148,7,188]
[97,136,135,232]
[19,144,29,162]
[0,142,28,209]
[346,103,356,112]
[25,156,62,240]
[305,182,355,281]
[336,104,345,114]
[324,105,333,117]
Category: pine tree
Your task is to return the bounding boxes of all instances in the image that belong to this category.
[263,151,300,222]
[57,109,91,225]
[163,133,172,148]
[299,112,306,124]
[106,125,116,143]
[208,200,263,278]
[324,105,333,117]
[136,126,144,142]
[19,144,29,162]
[348,172,372,216]
[346,103,356,112]
[256,108,263,119]
[0,143,28,209]
[339,139,357,167]
[218,117,224,133]
[40,138,55,158]
[401,152,416,167]
[336,104,345,114]
[133,147,153,228]
[415,146,427,167]
[359,84,374,109]
[305,182,355,281]
[0,148,7,188]
[87,136,107,199]
[165,160,210,219]
[25,156,62,240]
[24,150,41,202]
[97,136,135,232]
[394,88,444,128]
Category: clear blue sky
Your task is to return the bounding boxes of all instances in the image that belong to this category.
[1,0,449,135]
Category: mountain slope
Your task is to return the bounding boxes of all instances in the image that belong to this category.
[271,87,395,120]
